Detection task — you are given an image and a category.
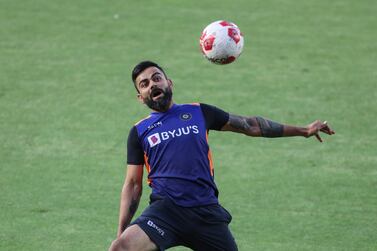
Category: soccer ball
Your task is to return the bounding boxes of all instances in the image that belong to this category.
[199,20,244,65]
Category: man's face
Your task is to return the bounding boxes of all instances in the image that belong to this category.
[135,67,173,112]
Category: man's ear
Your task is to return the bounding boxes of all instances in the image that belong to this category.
[168,79,173,88]
[137,93,145,104]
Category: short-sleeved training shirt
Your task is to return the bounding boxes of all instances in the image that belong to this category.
[127,103,229,207]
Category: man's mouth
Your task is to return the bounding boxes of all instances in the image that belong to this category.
[151,89,164,101]
[145,87,172,112]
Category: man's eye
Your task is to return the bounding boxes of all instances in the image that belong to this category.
[153,76,161,82]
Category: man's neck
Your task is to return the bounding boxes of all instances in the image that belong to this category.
[152,101,174,113]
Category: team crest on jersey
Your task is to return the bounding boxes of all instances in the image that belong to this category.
[180,113,192,121]
[147,133,161,147]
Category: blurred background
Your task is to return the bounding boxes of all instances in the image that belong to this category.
[1,0,376,250]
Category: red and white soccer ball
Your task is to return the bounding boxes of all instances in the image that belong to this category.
[199,20,244,65]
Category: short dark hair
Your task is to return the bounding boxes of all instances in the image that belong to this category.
[131,61,166,92]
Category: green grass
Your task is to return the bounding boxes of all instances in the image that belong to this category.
[1,0,376,250]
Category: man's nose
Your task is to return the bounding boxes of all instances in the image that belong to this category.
[150,81,158,89]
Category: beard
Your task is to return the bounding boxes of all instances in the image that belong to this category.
[144,87,173,112]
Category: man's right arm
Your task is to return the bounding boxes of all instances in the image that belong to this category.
[116,126,145,237]
[117,164,143,238]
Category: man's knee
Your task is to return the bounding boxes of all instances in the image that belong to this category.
[108,232,136,251]
[108,225,157,251]
[108,238,125,251]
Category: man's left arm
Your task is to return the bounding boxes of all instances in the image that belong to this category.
[221,114,335,142]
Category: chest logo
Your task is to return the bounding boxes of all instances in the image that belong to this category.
[180,113,192,121]
[147,133,161,147]
[146,125,200,148]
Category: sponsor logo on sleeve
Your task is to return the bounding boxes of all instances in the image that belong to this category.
[147,220,165,236]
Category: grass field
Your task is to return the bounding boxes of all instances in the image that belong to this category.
[1,0,377,250]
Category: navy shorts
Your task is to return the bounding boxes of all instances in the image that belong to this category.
[130,195,238,251]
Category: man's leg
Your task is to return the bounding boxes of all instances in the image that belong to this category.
[109,225,158,251]
[189,222,238,251]
[182,204,238,251]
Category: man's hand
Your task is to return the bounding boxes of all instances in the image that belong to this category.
[305,120,335,142]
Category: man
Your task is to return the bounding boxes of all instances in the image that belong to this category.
[109,61,335,251]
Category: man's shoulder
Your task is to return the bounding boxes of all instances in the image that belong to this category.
[178,102,209,111]
[175,103,209,116]
[134,115,152,126]
[176,102,201,108]
[133,103,208,130]
[180,102,219,110]
[133,112,166,136]
[183,102,200,106]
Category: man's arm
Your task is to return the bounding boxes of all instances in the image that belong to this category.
[222,114,335,142]
[116,164,143,238]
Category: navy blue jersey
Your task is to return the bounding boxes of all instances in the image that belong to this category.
[127,103,229,207]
